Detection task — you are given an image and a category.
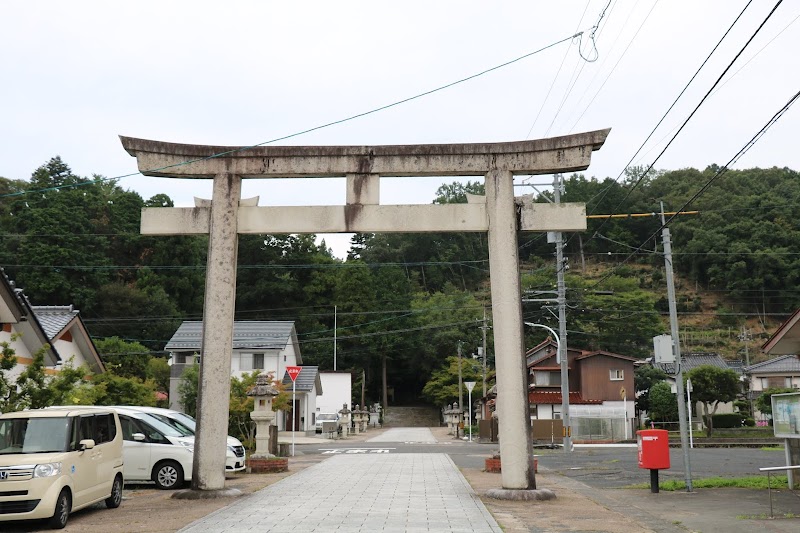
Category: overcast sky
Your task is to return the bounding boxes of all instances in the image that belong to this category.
[2,1,798,257]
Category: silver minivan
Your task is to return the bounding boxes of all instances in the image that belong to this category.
[0,408,124,529]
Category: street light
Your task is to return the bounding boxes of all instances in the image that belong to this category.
[524,322,571,452]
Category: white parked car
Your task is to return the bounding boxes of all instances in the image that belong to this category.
[315,413,339,434]
[114,406,246,473]
[48,406,195,490]
[0,408,124,528]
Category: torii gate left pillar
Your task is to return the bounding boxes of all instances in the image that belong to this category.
[122,129,609,494]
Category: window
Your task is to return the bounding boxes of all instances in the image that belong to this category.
[93,414,116,444]
[253,353,265,370]
[610,369,624,381]
[534,371,560,387]
[785,377,794,388]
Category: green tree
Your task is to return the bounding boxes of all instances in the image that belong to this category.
[94,337,151,380]
[178,363,200,417]
[421,355,484,407]
[634,366,669,415]
[147,357,171,395]
[684,365,740,436]
[79,373,158,406]
[755,387,795,417]
[648,381,678,423]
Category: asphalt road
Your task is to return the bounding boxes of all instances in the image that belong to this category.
[297,440,790,488]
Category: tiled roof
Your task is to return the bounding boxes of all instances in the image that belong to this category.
[743,354,800,374]
[282,366,320,393]
[655,352,739,375]
[165,321,295,351]
[528,390,602,405]
[575,350,640,362]
[31,305,78,339]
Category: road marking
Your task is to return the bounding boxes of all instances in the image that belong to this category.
[319,448,395,454]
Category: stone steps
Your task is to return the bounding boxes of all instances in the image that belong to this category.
[382,406,441,428]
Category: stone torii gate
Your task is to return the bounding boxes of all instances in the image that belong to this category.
[121,129,609,493]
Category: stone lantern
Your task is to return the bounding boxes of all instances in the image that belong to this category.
[352,404,361,435]
[338,403,351,438]
[357,405,368,433]
[369,404,381,428]
[247,372,280,458]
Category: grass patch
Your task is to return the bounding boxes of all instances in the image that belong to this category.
[760,446,783,451]
[628,475,789,491]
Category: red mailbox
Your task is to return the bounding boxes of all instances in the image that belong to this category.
[637,429,670,470]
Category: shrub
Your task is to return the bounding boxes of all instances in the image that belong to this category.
[711,413,745,429]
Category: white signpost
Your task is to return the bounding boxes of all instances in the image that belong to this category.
[465,381,476,442]
[286,366,301,457]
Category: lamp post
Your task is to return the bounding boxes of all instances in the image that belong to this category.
[524,322,570,452]
[465,381,476,442]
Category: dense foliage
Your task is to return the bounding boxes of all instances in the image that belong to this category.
[3,157,799,408]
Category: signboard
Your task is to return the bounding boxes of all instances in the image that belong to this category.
[465,381,476,392]
[771,392,800,439]
[287,366,302,382]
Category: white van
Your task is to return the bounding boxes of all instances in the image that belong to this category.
[0,408,124,529]
[113,406,246,473]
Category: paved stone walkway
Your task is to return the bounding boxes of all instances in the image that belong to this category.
[367,427,438,443]
[179,453,501,532]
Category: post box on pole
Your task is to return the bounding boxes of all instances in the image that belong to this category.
[637,429,670,493]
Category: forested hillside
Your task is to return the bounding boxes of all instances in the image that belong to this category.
[2,158,798,406]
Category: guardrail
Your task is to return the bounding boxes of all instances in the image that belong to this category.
[758,464,800,518]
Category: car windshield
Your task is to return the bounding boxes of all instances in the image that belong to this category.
[134,413,186,438]
[169,412,197,432]
[0,417,70,454]
[148,413,194,436]
[317,414,338,421]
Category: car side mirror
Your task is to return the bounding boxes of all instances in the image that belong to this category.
[132,433,146,442]
[80,439,95,450]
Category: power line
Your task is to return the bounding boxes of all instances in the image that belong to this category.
[0,33,583,201]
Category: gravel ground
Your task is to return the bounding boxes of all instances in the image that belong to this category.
[2,454,328,533]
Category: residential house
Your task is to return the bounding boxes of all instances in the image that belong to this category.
[31,305,104,374]
[1,271,104,381]
[650,351,740,422]
[282,366,322,432]
[165,320,310,430]
[526,338,638,440]
[744,355,800,419]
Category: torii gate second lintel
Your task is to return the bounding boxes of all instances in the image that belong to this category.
[123,129,609,494]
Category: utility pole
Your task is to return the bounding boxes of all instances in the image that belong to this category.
[481,307,489,397]
[554,174,572,452]
[661,201,693,491]
[457,341,463,413]
[333,305,337,371]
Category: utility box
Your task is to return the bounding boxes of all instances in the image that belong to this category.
[637,429,670,470]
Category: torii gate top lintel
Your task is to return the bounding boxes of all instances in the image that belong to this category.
[120,129,609,179]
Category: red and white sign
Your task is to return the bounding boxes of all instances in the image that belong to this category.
[286,366,302,382]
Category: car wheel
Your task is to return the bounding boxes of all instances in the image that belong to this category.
[153,460,184,490]
[48,488,71,529]
[105,475,123,508]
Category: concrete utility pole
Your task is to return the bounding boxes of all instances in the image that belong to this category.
[457,341,463,414]
[554,174,572,452]
[660,202,693,492]
[481,307,489,397]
